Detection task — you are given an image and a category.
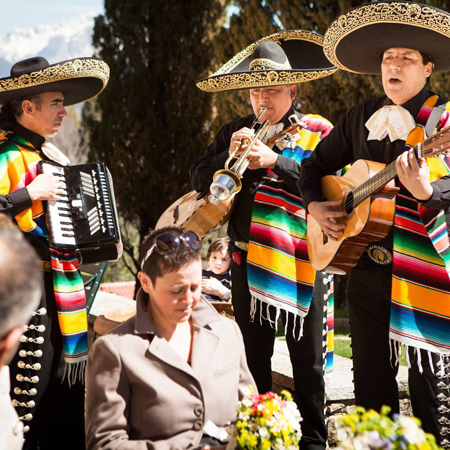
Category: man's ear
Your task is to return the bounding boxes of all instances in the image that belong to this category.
[137,271,153,294]
[0,327,23,368]
[290,85,297,101]
[425,62,434,78]
[21,99,35,117]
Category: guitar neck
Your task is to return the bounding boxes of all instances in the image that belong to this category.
[353,160,398,208]
[352,125,450,208]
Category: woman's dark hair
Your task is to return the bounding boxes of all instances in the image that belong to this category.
[140,226,201,286]
[206,236,231,260]
[0,93,43,131]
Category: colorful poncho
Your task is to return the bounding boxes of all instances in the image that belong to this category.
[0,132,88,382]
[390,96,450,361]
[247,114,334,372]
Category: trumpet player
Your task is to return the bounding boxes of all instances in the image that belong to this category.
[190,32,336,450]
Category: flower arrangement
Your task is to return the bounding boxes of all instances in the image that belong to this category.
[337,406,442,450]
[226,386,302,450]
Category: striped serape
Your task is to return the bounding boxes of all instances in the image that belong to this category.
[390,96,450,358]
[247,114,333,345]
[0,132,88,381]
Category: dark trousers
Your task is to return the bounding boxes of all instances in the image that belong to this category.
[347,252,446,445]
[231,249,327,450]
[9,270,86,450]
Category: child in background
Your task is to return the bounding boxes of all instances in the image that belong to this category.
[202,237,231,302]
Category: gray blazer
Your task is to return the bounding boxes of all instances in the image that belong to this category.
[86,291,255,450]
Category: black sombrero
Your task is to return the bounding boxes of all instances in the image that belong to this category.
[0,56,110,106]
[196,30,337,92]
[323,1,450,75]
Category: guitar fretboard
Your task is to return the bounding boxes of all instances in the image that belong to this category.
[348,126,450,210]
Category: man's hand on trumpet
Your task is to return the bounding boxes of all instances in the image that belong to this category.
[229,127,255,156]
[228,127,278,169]
[246,139,278,169]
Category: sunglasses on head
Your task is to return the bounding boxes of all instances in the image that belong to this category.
[141,231,202,269]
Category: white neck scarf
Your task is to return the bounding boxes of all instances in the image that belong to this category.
[365,104,416,142]
[267,122,284,140]
[41,142,71,166]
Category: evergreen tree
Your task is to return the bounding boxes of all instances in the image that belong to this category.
[84,0,225,270]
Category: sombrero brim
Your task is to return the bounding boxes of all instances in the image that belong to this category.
[197,30,337,92]
[0,58,110,106]
[324,2,450,75]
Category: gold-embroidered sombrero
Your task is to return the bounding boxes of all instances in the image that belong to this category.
[196,30,337,92]
[0,56,110,106]
[323,1,450,75]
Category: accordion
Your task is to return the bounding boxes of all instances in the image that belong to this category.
[39,161,123,264]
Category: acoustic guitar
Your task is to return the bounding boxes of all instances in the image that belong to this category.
[155,190,233,237]
[307,125,450,275]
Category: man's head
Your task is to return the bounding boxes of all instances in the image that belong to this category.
[0,216,42,368]
[381,48,434,105]
[15,90,67,137]
[250,84,296,124]
[0,56,109,132]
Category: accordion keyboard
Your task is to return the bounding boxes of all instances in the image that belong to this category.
[40,161,122,263]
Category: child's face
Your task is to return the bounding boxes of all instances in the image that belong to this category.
[208,250,231,275]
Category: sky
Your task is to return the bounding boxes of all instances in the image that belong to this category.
[0,0,104,35]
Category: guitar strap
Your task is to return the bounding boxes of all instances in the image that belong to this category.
[425,103,447,138]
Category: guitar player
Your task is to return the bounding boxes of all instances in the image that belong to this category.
[298,2,450,446]
[190,32,335,450]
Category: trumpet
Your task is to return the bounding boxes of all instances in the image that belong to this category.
[209,108,271,205]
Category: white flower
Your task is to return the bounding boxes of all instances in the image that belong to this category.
[398,415,426,444]
[241,386,252,398]
[259,427,269,438]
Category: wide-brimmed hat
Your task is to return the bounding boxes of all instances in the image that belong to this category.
[323,1,450,75]
[0,56,110,106]
[197,30,337,92]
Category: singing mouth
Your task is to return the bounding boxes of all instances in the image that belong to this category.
[388,77,401,85]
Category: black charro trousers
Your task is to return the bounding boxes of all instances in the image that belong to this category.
[231,248,327,450]
[347,251,445,445]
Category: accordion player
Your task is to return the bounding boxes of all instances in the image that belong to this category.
[39,160,123,264]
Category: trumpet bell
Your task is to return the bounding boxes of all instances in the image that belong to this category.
[209,169,242,204]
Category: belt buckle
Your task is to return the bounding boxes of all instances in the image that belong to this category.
[40,261,52,272]
[234,241,249,252]
[366,244,392,265]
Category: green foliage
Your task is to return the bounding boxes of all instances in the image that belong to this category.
[83,0,225,273]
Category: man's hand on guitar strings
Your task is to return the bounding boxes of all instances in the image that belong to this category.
[308,200,346,241]
[396,149,433,202]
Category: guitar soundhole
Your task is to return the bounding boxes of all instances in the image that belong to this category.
[343,191,354,215]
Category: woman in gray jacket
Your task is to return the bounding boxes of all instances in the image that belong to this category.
[85,227,256,450]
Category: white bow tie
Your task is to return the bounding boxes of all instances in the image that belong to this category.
[365,105,416,142]
[41,142,70,166]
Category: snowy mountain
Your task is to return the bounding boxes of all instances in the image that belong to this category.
[0,14,96,77]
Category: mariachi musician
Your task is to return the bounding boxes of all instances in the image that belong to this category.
[0,56,109,450]
[298,2,450,446]
[190,31,336,450]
